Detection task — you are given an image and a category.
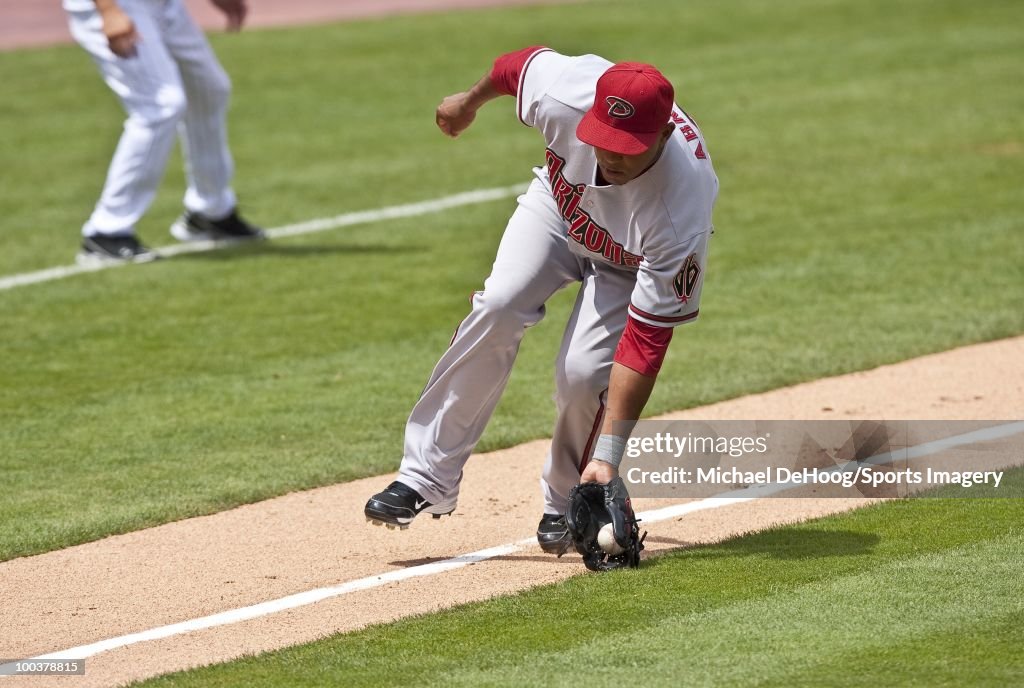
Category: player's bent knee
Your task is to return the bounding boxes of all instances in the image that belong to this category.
[205,71,232,109]
[557,355,611,400]
[472,291,545,331]
[135,85,188,126]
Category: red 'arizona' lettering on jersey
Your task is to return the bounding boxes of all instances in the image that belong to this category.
[545,149,643,268]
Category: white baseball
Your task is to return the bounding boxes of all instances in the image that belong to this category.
[598,523,625,555]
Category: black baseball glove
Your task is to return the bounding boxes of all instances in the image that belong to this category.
[564,477,645,571]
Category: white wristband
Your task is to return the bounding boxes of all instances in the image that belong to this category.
[592,434,627,469]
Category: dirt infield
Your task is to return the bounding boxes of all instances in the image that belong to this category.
[0,0,580,51]
[2,335,1021,687]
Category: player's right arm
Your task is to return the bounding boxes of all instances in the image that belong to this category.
[435,46,552,138]
[435,77,502,138]
[92,0,139,58]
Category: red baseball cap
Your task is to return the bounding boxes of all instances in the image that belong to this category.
[576,62,675,155]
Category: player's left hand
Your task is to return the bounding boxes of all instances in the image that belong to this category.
[565,477,645,571]
[210,0,247,31]
[580,459,618,485]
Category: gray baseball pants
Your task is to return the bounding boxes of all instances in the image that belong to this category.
[398,176,635,515]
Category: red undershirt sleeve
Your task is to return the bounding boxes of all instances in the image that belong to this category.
[613,315,675,377]
[490,46,549,96]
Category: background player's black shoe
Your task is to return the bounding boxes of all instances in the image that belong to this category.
[364,480,456,530]
[77,234,159,265]
[536,513,572,554]
[170,208,266,242]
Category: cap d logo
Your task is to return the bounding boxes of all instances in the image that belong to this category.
[605,96,635,119]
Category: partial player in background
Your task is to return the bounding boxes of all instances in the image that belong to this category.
[365,46,718,561]
[65,0,264,264]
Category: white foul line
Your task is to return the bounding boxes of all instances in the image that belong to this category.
[19,420,1022,666]
[20,497,753,666]
[0,184,527,292]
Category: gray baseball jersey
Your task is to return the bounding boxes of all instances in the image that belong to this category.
[521,49,718,327]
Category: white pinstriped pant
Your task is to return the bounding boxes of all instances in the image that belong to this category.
[67,0,237,237]
[398,176,636,515]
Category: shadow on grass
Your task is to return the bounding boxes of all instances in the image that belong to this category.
[168,241,423,261]
[678,527,881,561]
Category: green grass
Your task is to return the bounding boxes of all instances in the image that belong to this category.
[132,470,1024,687]
[2,0,1023,560]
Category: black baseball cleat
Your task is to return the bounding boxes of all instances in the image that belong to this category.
[364,480,456,530]
[77,234,159,265]
[170,208,266,242]
[537,513,572,555]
